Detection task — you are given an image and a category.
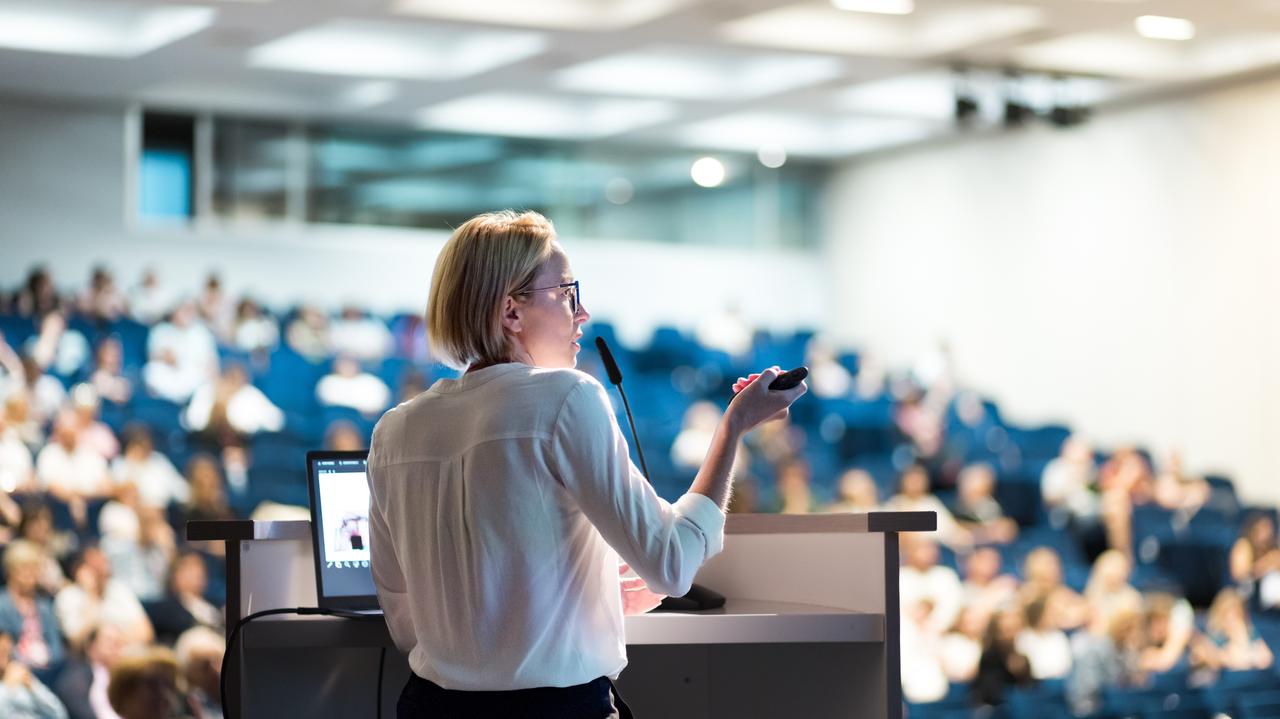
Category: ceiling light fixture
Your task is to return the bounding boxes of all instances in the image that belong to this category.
[690,157,726,188]
[1135,15,1196,41]
[757,144,787,168]
[830,0,914,15]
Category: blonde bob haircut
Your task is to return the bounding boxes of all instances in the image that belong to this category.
[428,210,557,371]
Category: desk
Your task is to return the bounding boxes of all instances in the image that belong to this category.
[189,511,934,718]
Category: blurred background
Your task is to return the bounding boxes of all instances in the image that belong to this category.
[3,0,1280,717]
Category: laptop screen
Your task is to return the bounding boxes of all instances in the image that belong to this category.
[307,451,378,607]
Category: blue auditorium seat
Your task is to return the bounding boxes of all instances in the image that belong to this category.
[106,317,150,370]
[0,314,37,348]
[256,346,327,413]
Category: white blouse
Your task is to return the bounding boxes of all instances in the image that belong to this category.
[367,364,725,690]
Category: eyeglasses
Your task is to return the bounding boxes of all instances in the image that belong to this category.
[515,280,580,314]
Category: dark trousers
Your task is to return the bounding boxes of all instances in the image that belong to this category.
[398,673,632,719]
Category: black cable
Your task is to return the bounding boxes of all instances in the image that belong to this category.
[376,646,386,719]
[220,606,384,719]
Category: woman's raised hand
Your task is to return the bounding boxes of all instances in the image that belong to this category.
[727,366,807,434]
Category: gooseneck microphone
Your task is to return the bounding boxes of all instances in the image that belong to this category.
[594,337,651,482]
[595,336,725,612]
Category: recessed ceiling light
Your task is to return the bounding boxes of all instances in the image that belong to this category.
[690,157,726,188]
[1135,15,1196,41]
[0,0,215,58]
[248,20,546,79]
[757,144,787,168]
[831,0,914,15]
[339,81,399,109]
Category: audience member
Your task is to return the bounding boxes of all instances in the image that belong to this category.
[142,301,218,404]
[1151,449,1210,517]
[147,552,222,645]
[1066,608,1147,715]
[55,546,154,650]
[670,402,720,473]
[952,463,1018,544]
[54,624,125,719]
[1041,435,1100,529]
[315,355,390,417]
[230,297,278,355]
[804,337,852,399]
[106,647,187,719]
[111,425,188,510]
[15,267,59,319]
[174,627,223,719]
[196,274,233,342]
[182,364,283,442]
[128,269,169,326]
[961,547,1018,620]
[4,390,44,452]
[824,468,880,513]
[1231,513,1280,610]
[29,310,89,379]
[36,413,111,502]
[329,305,393,362]
[1016,595,1073,680]
[0,541,66,683]
[900,597,949,704]
[1140,592,1195,674]
[99,484,175,603]
[89,338,133,407]
[885,464,970,548]
[20,357,67,432]
[1099,447,1153,557]
[0,408,36,493]
[0,628,68,719]
[1018,547,1088,631]
[77,267,128,324]
[900,535,963,636]
[16,504,71,595]
[1196,588,1274,672]
[1083,550,1143,625]
[69,385,118,460]
[939,607,986,684]
[773,459,815,514]
[323,421,365,452]
[284,305,329,360]
[972,606,1032,707]
[180,456,234,525]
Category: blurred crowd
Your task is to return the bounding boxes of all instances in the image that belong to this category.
[1,263,1278,718]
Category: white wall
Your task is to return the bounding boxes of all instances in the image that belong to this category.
[826,76,1280,505]
[0,97,833,348]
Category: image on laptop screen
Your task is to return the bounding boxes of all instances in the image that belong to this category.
[309,453,378,605]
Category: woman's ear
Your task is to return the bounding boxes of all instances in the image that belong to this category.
[500,295,523,335]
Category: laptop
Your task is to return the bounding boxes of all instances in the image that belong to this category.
[305,450,382,613]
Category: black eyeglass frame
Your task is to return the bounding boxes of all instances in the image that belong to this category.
[514,280,580,314]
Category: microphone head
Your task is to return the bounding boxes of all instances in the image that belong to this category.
[595,336,623,385]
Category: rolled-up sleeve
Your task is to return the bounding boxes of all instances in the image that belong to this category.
[549,378,725,597]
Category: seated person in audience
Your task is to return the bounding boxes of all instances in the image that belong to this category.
[323,421,365,451]
[15,267,59,319]
[88,338,132,407]
[76,266,128,323]
[29,309,90,379]
[973,606,1033,708]
[886,463,972,548]
[1018,547,1088,631]
[182,364,284,443]
[899,598,949,704]
[1151,450,1210,516]
[0,329,27,395]
[53,623,124,719]
[0,407,36,494]
[1041,435,1100,527]
[106,646,184,719]
[392,313,431,364]
[1084,550,1143,625]
[316,355,391,417]
[803,337,853,399]
[55,545,154,650]
[695,302,752,360]
[36,412,112,505]
[1193,588,1274,672]
[148,551,223,645]
[284,304,330,360]
[16,504,70,595]
[0,541,66,684]
[952,463,1018,544]
[893,386,944,460]
[824,468,880,513]
[196,273,234,342]
[1098,447,1153,558]
[1231,513,1280,597]
[4,390,45,452]
[1016,595,1073,680]
[773,459,815,515]
[1067,608,1147,716]
[670,401,721,473]
[180,455,235,524]
[175,626,223,719]
[900,534,963,635]
[128,268,169,325]
[0,628,68,719]
[111,425,188,510]
[1140,592,1195,674]
[230,296,278,354]
[99,484,175,603]
[69,385,118,460]
[397,368,428,404]
[142,300,218,404]
[329,305,393,362]
[962,547,1018,620]
[940,606,988,683]
[19,357,67,433]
